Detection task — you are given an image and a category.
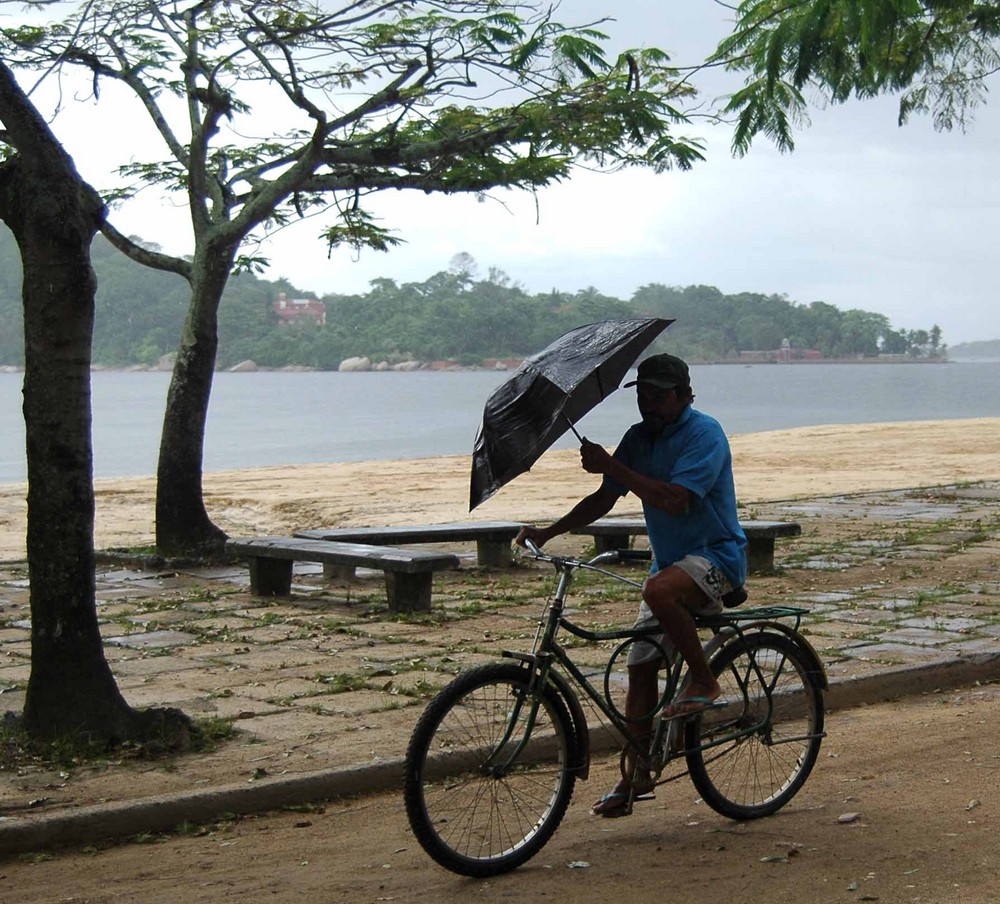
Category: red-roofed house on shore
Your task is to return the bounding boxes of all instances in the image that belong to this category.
[273,293,326,326]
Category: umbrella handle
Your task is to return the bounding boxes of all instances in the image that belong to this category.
[563,414,584,444]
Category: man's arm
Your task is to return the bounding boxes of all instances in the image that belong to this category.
[580,439,693,515]
[515,483,620,548]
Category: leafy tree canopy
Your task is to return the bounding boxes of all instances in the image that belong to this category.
[3,0,706,261]
[714,0,1000,154]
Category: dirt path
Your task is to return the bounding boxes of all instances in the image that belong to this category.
[6,685,998,904]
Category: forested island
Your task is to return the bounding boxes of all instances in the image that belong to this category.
[0,230,946,370]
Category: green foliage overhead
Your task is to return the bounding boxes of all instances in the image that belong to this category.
[0,229,945,368]
[2,0,706,259]
[714,0,1000,154]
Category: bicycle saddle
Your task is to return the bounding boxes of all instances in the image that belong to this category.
[722,586,748,608]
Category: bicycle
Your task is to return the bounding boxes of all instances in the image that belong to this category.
[403,540,828,877]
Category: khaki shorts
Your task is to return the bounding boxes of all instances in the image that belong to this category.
[626,555,732,666]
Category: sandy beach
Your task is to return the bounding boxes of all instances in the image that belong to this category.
[1,417,999,561]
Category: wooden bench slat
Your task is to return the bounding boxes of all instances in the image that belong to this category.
[294,521,526,569]
[228,537,458,570]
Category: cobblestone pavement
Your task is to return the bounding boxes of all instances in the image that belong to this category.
[0,482,997,849]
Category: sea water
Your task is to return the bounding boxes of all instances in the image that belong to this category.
[1,361,999,483]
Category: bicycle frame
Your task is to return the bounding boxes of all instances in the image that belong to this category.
[502,544,827,784]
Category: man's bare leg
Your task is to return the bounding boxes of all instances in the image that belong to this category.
[642,566,721,715]
[592,660,659,814]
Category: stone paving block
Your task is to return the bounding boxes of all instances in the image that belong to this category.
[798,621,880,642]
[857,597,919,611]
[0,627,29,642]
[225,677,324,704]
[0,663,29,682]
[798,559,854,571]
[195,695,289,719]
[95,588,147,601]
[1,641,30,658]
[898,616,983,632]
[104,629,198,649]
[941,593,1000,606]
[293,688,401,718]
[796,591,858,603]
[203,647,330,670]
[177,567,247,580]
[820,608,902,624]
[108,655,204,677]
[97,570,186,588]
[841,642,954,664]
[945,638,1000,656]
[0,687,25,709]
[880,627,966,646]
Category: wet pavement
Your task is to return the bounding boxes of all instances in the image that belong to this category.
[0,482,998,853]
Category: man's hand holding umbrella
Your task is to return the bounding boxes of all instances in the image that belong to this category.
[579,437,693,516]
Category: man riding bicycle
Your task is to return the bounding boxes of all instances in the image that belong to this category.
[516,353,747,817]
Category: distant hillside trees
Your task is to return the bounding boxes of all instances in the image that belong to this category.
[0,229,944,368]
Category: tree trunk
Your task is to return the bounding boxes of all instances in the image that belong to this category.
[154,241,237,556]
[0,67,135,738]
[1,64,190,746]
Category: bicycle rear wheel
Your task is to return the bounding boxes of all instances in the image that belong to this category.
[404,662,578,876]
[685,631,824,819]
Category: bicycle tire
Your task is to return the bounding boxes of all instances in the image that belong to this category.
[685,631,824,819]
[404,661,578,876]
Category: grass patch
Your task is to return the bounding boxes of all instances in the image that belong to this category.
[314,672,371,693]
[0,712,238,773]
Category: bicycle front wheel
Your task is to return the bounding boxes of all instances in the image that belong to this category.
[685,631,824,819]
[404,662,578,877]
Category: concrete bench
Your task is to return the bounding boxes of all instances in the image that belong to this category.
[569,518,802,575]
[294,521,526,570]
[226,537,460,613]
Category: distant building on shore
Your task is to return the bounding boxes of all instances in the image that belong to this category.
[738,340,823,363]
[273,293,326,326]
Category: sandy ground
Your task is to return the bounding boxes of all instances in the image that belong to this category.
[5,686,998,903]
[2,418,999,559]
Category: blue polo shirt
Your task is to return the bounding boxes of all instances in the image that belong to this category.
[602,406,747,587]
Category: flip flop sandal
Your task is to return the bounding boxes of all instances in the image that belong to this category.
[592,784,655,818]
[591,790,633,818]
[664,695,723,719]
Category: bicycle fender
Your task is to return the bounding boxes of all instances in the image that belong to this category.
[501,651,591,781]
[702,627,737,661]
[743,623,829,691]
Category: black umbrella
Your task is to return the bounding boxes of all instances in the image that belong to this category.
[470,317,673,510]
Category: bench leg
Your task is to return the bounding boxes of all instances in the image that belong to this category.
[746,538,776,575]
[248,557,293,596]
[476,539,513,569]
[593,535,624,554]
[384,572,432,613]
[323,562,357,581]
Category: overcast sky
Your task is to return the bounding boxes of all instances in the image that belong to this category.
[24,1,1000,346]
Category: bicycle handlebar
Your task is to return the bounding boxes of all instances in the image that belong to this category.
[521,537,651,573]
[523,538,543,557]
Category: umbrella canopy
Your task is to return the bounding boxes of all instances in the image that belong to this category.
[470,317,673,510]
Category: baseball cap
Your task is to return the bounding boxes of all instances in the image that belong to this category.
[623,353,689,390]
